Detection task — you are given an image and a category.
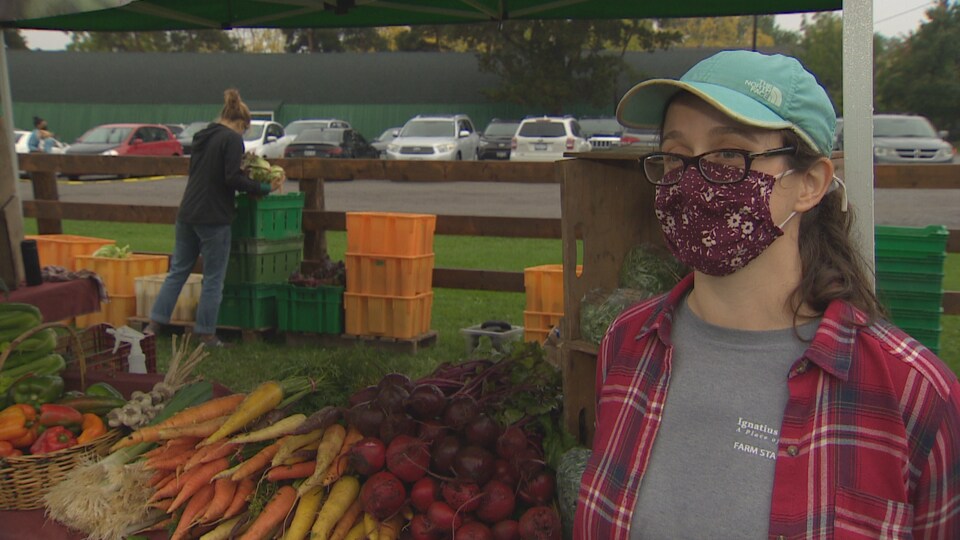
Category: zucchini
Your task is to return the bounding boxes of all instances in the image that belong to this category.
[57,395,128,415]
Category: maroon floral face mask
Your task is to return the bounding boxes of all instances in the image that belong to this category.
[654,161,791,276]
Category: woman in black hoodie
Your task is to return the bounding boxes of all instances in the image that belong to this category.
[146,89,282,347]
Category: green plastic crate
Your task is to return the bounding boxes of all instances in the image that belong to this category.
[233,192,305,240]
[277,284,344,334]
[225,235,304,285]
[218,284,278,328]
[899,326,941,355]
[876,271,945,295]
[874,225,949,256]
[875,252,946,275]
[879,289,944,313]
[889,307,943,331]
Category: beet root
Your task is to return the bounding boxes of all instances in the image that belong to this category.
[517,506,561,540]
[359,471,407,520]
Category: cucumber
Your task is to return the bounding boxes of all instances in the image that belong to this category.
[57,395,128,415]
[0,302,43,319]
[0,353,67,394]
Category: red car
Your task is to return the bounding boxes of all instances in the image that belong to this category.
[67,123,183,157]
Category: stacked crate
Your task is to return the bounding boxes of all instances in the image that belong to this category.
[343,212,436,339]
[875,225,948,354]
[26,234,115,269]
[74,254,169,328]
[218,193,305,329]
[135,273,204,322]
[523,264,582,343]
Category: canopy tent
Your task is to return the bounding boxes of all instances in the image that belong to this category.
[0,0,874,289]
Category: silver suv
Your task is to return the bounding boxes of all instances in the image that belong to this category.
[510,116,592,162]
[386,114,480,160]
[835,114,955,163]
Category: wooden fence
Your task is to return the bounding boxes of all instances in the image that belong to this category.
[16,153,960,315]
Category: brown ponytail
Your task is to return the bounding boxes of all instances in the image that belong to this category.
[220,88,251,127]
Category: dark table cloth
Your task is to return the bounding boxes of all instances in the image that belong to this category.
[1,278,101,322]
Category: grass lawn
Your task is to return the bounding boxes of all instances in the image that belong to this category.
[22,218,960,394]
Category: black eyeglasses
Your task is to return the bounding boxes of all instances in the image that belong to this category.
[640,146,796,185]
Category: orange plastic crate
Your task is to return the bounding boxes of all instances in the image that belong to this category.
[345,253,434,296]
[346,212,436,256]
[344,292,433,339]
[25,234,115,269]
[524,264,582,313]
[74,254,169,296]
[76,295,137,329]
[523,310,563,343]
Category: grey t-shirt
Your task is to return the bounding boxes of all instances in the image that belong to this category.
[630,297,819,540]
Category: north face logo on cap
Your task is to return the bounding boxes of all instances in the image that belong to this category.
[744,79,783,108]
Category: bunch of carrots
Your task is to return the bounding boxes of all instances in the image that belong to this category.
[117,377,402,540]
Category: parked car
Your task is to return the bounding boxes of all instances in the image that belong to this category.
[267,118,352,159]
[165,123,186,137]
[67,123,182,157]
[283,128,378,159]
[478,118,520,160]
[510,116,591,162]
[835,114,955,163]
[579,116,623,150]
[386,114,480,161]
[243,120,285,157]
[176,121,210,155]
[619,125,660,154]
[370,126,401,158]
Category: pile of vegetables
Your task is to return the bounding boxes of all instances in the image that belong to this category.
[43,344,571,540]
[242,152,286,185]
[91,244,132,259]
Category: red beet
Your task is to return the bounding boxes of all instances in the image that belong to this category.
[349,437,386,476]
[453,445,496,485]
[417,419,448,443]
[427,500,462,532]
[347,401,386,438]
[517,506,561,540]
[377,383,411,414]
[441,481,481,513]
[409,514,441,540]
[348,385,378,407]
[379,412,417,444]
[496,425,527,459]
[442,394,480,430]
[492,520,521,540]
[379,372,414,392]
[475,480,516,524]
[360,471,407,520]
[410,476,441,513]
[405,383,447,420]
[457,522,494,540]
[511,447,544,479]
[464,414,502,450]
[431,435,461,474]
[386,434,431,483]
[518,471,556,506]
[493,459,519,489]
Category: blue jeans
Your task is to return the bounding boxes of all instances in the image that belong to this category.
[150,221,232,335]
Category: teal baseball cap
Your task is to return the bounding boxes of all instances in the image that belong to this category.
[616,50,837,156]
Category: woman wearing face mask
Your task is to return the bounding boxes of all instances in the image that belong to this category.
[575,51,960,539]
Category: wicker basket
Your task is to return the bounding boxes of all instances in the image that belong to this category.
[0,322,124,510]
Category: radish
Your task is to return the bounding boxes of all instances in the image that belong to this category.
[427,500,462,532]
[386,434,430,483]
[359,471,407,520]
[410,476,441,513]
[456,522,494,540]
[453,445,496,485]
[518,506,561,540]
[492,520,521,540]
[518,471,555,506]
[475,480,516,524]
[349,436,386,476]
[441,481,481,513]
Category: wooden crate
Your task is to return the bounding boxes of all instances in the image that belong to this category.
[558,153,663,446]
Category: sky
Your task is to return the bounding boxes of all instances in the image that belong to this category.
[17,0,938,51]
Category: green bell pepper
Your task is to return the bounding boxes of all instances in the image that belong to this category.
[85,382,124,400]
[9,374,65,408]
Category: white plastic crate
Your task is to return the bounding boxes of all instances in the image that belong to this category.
[135,273,203,322]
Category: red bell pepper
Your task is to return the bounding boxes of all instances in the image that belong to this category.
[0,440,16,457]
[38,404,83,428]
[30,425,77,454]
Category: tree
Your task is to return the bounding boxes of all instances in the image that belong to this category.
[67,30,241,52]
[876,1,960,135]
[2,29,28,50]
[449,20,681,114]
[661,16,777,48]
[282,28,387,53]
[795,13,844,112]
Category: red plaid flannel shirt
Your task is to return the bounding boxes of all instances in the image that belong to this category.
[575,274,960,539]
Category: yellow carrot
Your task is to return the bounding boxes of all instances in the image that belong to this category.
[363,513,378,539]
[298,424,346,495]
[282,486,325,540]
[343,521,366,540]
[376,514,403,540]
[329,499,363,540]
[202,381,285,446]
[271,429,324,467]
[310,475,361,539]
[227,413,307,444]
[199,515,244,540]
[320,425,363,486]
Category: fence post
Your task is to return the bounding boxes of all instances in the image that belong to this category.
[300,177,326,264]
[30,170,62,234]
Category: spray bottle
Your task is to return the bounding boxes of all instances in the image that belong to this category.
[107,325,147,374]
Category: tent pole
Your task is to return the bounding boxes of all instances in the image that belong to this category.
[0,31,25,289]
[842,0,875,286]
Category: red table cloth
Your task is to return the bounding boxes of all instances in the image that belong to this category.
[0,278,101,322]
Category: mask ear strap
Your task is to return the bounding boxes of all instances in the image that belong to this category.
[827,175,848,212]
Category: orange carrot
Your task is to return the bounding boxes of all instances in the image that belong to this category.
[148,498,174,512]
[168,457,230,513]
[146,445,195,471]
[148,469,173,487]
[223,477,256,520]
[230,438,285,481]
[186,440,238,471]
[111,394,244,450]
[171,482,215,540]
[237,485,297,540]
[199,478,238,524]
[329,499,363,540]
[181,441,216,471]
[320,425,363,486]
[150,474,185,502]
[265,461,316,482]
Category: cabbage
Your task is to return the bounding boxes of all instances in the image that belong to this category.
[92,244,131,259]
[242,152,285,184]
